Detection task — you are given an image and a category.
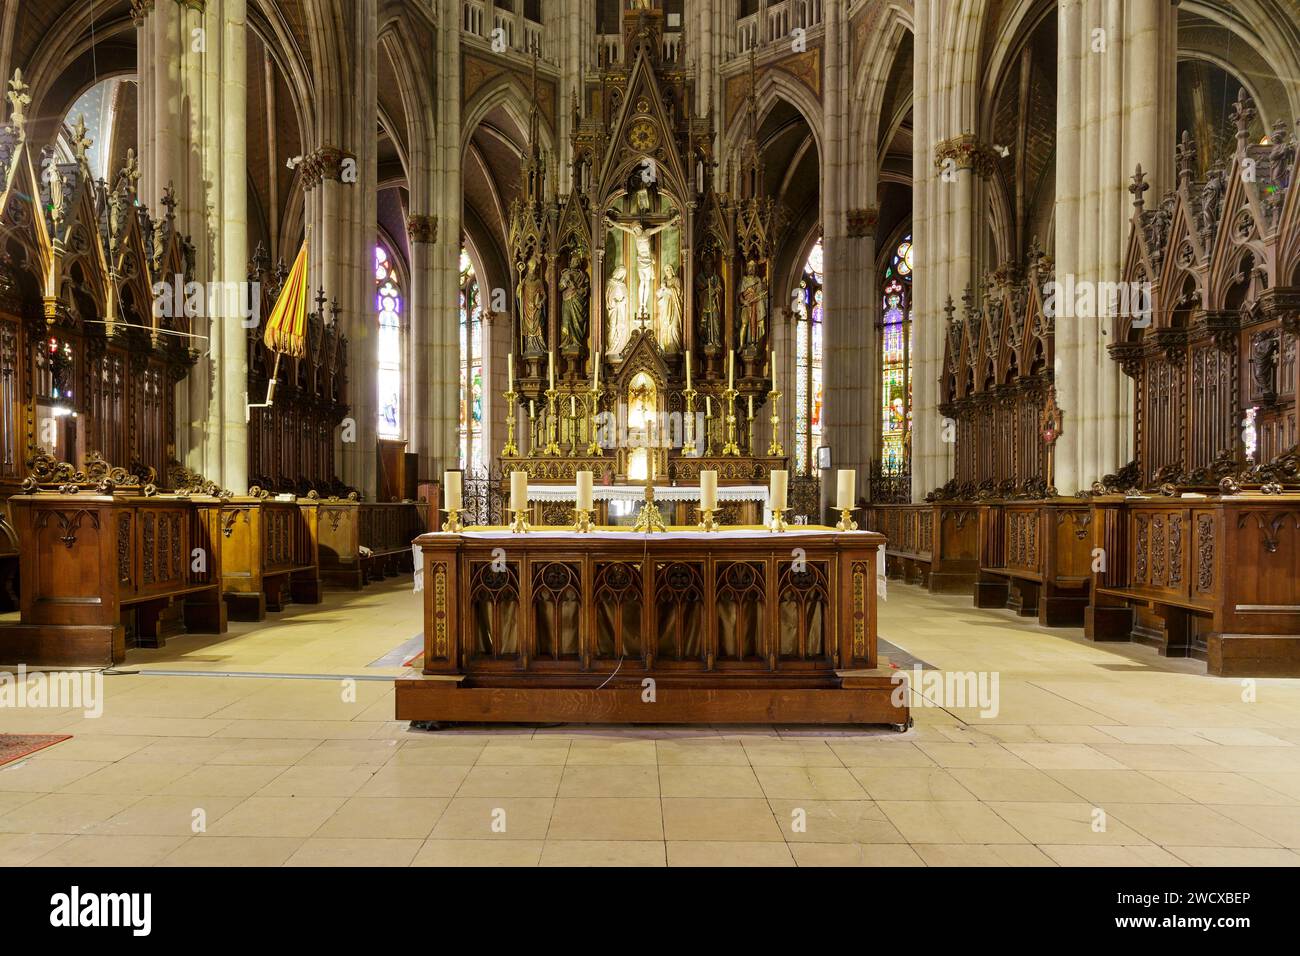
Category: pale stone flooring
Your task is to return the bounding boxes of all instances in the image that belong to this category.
[3,578,1300,866]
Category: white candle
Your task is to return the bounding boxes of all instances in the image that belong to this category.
[510,471,529,512]
[548,351,555,390]
[507,353,514,391]
[685,350,692,391]
[836,469,855,511]
[593,351,600,389]
[747,395,753,419]
[570,395,576,417]
[771,348,777,391]
[700,470,718,511]
[576,470,593,511]
[728,350,734,390]
[769,469,788,511]
[706,396,712,417]
[443,470,463,512]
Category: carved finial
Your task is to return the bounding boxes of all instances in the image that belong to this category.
[314,287,328,316]
[160,180,177,218]
[1176,130,1197,185]
[70,114,93,166]
[942,295,957,325]
[6,68,31,137]
[960,285,976,318]
[1230,88,1256,145]
[1129,164,1149,210]
[329,296,341,325]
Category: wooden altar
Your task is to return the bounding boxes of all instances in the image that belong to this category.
[395,526,907,728]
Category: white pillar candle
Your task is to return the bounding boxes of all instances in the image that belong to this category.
[510,471,529,512]
[593,351,600,388]
[570,395,576,417]
[576,470,593,511]
[747,395,753,419]
[836,469,855,511]
[769,469,788,511]
[507,352,514,391]
[685,350,692,390]
[727,350,734,390]
[548,351,555,390]
[706,396,712,417]
[700,470,718,511]
[443,470,463,512]
[771,347,777,391]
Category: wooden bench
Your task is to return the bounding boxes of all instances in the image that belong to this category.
[1087,494,1300,675]
[317,499,429,589]
[975,498,1093,626]
[0,490,227,666]
[870,502,979,592]
[220,496,322,620]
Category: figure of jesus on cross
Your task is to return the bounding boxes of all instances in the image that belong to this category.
[605,210,679,320]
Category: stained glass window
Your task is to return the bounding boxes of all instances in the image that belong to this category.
[879,235,913,476]
[459,249,486,472]
[794,238,824,476]
[375,244,403,439]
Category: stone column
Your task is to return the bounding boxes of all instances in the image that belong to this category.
[1053,0,1175,492]
[428,0,464,476]
[819,0,873,513]
[136,0,248,491]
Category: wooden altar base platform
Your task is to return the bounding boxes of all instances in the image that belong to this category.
[395,669,910,730]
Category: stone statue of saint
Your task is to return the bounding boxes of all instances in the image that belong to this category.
[559,254,589,351]
[605,265,631,356]
[737,259,768,348]
[697,256,722,348]
[518,253,546,354]
[655,264,683,353]
[605,211,679,318]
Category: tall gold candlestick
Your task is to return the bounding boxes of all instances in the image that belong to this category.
[746,394,756,455]
[501,388,520,457]
[721,386,741,456]
[767,387,784,457]
[585,385,603,456]
[543,387,562,456]
[682,385,697,457]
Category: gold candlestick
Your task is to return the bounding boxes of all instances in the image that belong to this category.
[543,387,562,456]
[632,483,666,533]
[501,388,520,457]
[682,386,698,457]
[767,387,784,457]
[768,506,789,533]
[585,386,603,456]
[697,508,720,532]
[441,509,466,533]
[508,508,531,533]
[722,386,740,456]
[746,398,756,455]
[703,406,715,457]
[573,508,594,533]
[835,508,858,532]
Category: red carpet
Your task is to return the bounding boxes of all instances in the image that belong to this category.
[0,734,71,766]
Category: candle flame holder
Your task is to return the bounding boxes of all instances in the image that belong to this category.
[508,508,531,534]
[768,506,789,533]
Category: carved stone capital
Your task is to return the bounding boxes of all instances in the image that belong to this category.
[301,145,356,191]
[407,214,437,244]
[934,134,1001,179]
[845,207,878,238]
